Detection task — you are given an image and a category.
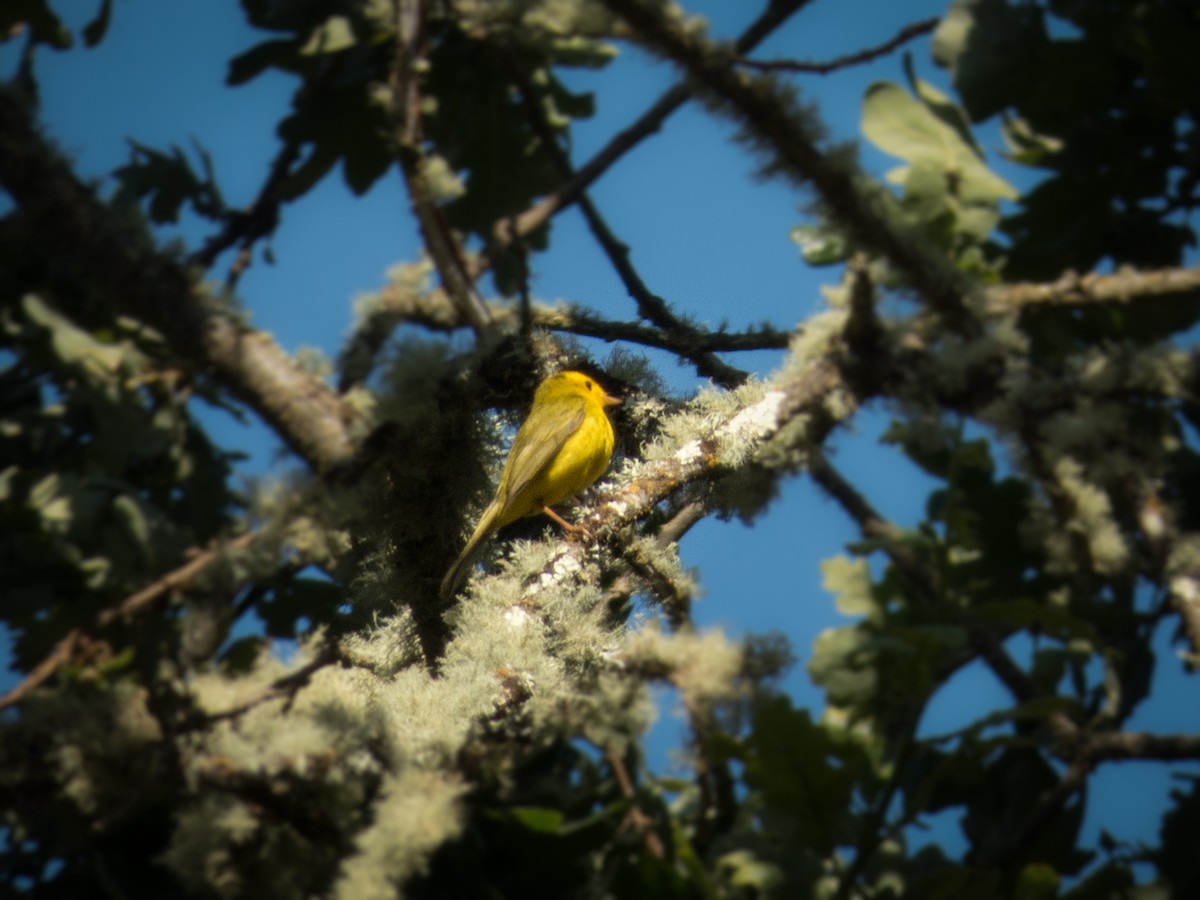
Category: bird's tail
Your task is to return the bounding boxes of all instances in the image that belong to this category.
[439,502,500,601]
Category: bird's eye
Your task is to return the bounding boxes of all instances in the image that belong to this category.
[586,380,594,391]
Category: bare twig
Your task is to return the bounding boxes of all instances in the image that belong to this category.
[0,631,82,710]
[505,57,749,388]
[189,139,302,278]
[606,746,667,860]
[0,533,256,711]
[549,309,790,356]
[737,18,939,76]
[104,533,256,625]
[601,501,706,622]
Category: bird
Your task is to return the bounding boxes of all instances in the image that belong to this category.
[440,370,620,600]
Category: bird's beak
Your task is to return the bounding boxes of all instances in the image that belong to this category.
[602,391,621,407]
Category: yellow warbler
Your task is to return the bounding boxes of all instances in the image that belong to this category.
[440,370,620,600]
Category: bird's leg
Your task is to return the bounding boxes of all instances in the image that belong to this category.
[542,506,591,540]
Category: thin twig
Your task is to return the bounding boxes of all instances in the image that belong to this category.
[0,631,81,710]
[550,309,790,355]
[197,643,343,725]
[0,533,256,711]
[606,745,667,860]
[189,140,302,274]
[736,18,939,76]
[601,500,706,623]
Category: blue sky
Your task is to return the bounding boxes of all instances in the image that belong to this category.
[4,0,1196,870]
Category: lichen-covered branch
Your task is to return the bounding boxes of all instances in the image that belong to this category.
[984,265,1200,312]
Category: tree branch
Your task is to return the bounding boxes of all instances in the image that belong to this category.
[338,1,817,383]
[337,271,789,392]
[972,760,1090,870]
[390,0,493,336]
[599,0,976,334]
[806,454,1080,744]
[196,642,344,726]
[1082,729,1200,763]
[984,265,1200,313]
[606,746,667,861]
[0,85,359,475]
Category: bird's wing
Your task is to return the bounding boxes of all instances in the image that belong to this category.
[496,396,586,509]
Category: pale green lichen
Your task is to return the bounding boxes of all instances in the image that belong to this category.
[1051,456,1130,575]
[623,622,745,715]
[335,770,468,900]
[783,308,846,370]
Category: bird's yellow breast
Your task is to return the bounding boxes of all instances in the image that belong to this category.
[500,404,614,527]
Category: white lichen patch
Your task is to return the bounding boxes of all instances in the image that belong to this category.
[675,438,705,466]
[717,390,785,446]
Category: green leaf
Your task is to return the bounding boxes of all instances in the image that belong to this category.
[743,696,857,856]
[862,80,1017,205]
[112,139,227,224]
[276,79,394,199]
[1014,863,1059,900]
[822,555,876,619]
[932,0,1048,121]
[219,635,266,674]
[504,807,565,833]
[790,225,849,266]
[904,55,982,156]
[1150,776,1200,895]
[82,0,112,47]
[259,577,343,638]
[112,493,154,567]
[715,849,784,895]
[299,15,357,55]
